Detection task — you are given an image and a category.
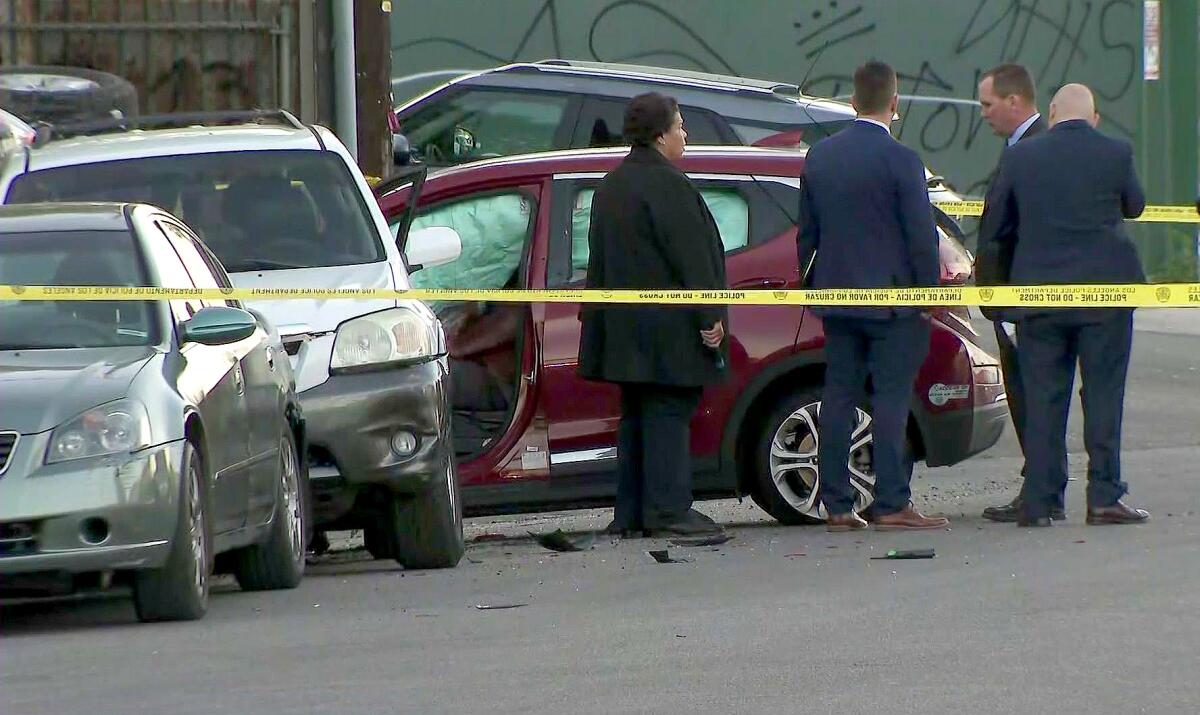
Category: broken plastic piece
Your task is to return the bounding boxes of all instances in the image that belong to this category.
[870,548,935,560]
[475,602,528,610]
[668,534,733,547]
[648,549,691,564]
[531,529,595,552]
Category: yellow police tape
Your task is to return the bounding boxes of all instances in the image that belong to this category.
[932,200,1199,223]
[3,284,1200,307]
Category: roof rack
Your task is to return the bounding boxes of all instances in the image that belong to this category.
[523,59,804,96]
[32,109,305,146]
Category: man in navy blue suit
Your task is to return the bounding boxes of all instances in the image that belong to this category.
[974,63,1067,524]
[797,60,947,532]
[979,83,1149,527]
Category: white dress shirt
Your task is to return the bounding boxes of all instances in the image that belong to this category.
[855,117,892,134]
[1007,112,1042,146]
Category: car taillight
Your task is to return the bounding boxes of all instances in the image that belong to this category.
[935,225,976,335]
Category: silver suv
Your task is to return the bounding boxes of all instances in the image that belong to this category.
[1,111,466,569]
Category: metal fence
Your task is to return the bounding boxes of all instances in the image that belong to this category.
[0,0,300,114]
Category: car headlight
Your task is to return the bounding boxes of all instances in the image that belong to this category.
[45,399,151,464]
[330,307,444,371]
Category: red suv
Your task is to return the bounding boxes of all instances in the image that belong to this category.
[376,147,1006,524]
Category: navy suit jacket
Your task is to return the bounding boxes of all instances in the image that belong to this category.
[975,115,1047,320]
[797,120,939,320]
[978,120,1146,318]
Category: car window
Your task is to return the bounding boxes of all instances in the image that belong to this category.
[0,229,158,349]
[577,99,728,148]
[401,89,571,164]
[6,150,384,273]
[404,190,534,310]
[142,227,203,324]
[727,118,854,148]
[158,222,237,308]
[568,186,749,281]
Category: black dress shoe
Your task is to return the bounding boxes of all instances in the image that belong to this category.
[983,497,1066,523]
[1086,501,1150,525]
[648,509,725,537]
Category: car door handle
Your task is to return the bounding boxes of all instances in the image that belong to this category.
[733,278,788,289]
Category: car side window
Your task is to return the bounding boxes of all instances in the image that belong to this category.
[567,185,749,283]
[577,99,728,148]
[402,89,572,163]
[143,228,201,324]
[407,191,535,309]
[158,221,237,310]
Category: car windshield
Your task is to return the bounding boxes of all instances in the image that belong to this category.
[0,229,158,349]
[6,150,385,273]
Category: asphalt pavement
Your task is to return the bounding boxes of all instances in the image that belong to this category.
[3,311,1198,715]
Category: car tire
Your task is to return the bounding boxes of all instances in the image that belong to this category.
[750,386,879,525]
[367,457,464,569]
[132,440,210,622]
[0,65,138,125]
[231,432,308,591]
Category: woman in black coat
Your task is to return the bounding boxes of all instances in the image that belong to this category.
[579,92,729,537]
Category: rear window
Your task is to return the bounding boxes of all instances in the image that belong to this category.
[0,229,158,349]
[728,118,852,148]
[6,150,384,273]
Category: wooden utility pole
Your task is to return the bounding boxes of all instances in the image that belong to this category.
[353,0,393,179]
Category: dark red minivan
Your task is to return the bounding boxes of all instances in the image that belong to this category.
[376,146,1007,524]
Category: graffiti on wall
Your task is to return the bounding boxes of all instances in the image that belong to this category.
[392,0,1141,200]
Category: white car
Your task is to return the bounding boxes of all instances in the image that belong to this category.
[0,111,468,569]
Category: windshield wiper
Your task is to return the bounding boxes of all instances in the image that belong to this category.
[224,258,310,272]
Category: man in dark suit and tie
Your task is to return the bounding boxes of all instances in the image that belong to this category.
[797,60,947,532]
[974,63,1066,523]
[979,83,1149,527]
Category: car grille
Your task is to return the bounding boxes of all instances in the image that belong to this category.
[0,432,17,476]
[0,521,38,557]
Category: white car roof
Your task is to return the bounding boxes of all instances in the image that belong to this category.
[25,124,325,171]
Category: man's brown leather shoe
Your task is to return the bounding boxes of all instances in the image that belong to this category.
[1086,501,1150,525]
[873,505,949,531]
[826,512,868,532]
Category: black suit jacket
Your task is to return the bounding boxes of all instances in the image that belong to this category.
[975,115,1046,320]
[796,120,940,320]
[977,119,1146,319]
[578,146,729,387]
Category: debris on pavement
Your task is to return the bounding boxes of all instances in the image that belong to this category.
[531,529,596,552]
[648,549,692,564]
[475,602,529,610]
[784,551,807,558]
[667,534,733,547]
[870,548,936,560]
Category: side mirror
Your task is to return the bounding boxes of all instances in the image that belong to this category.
[392,133,412,166]
[452,126,477,158]
[404,226,462,273]
[180,306,258,346]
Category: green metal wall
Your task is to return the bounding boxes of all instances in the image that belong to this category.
[392,0,1198,277]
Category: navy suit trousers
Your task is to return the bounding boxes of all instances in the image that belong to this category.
[1017,310,1134,515]
[819,316,930,516]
